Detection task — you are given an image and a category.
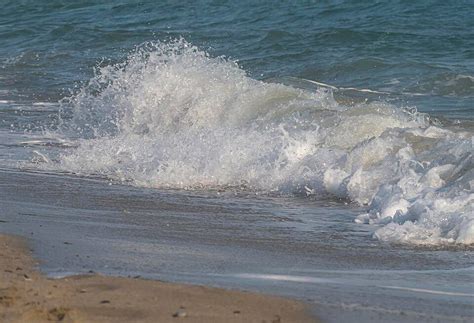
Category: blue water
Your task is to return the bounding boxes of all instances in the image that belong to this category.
[1,2,473,322]
[1,1,473,117]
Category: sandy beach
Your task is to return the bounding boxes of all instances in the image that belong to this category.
[0,234,316,323]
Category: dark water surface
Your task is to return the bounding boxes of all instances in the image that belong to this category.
[2,1,473,116]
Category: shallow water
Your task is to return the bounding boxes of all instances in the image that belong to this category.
[0,169,473,322]
[1,1,473,322]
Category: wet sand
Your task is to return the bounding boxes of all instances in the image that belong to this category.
[0,234,316,323]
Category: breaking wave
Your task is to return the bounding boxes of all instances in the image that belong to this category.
[52,40,473,245]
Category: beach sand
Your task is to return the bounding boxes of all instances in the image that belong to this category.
[0,234,316,322]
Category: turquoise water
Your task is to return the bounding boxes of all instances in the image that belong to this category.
[1,1,473,117]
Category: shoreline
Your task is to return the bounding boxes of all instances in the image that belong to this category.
[0,234,317,322]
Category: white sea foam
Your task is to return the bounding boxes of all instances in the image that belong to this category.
[51,40,473,245]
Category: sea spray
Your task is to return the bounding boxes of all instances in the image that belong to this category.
[52,40,473,245]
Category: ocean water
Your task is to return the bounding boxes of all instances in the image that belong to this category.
[1,1,473,322]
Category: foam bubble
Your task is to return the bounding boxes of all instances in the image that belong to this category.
[50,40,473,246]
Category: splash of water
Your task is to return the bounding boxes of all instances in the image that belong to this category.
[52,39,473,245]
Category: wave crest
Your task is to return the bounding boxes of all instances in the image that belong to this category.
[54,40,473,246]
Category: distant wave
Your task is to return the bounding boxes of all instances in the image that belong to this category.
[45,39,473,246]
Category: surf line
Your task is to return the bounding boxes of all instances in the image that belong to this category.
[380,285,474,297]
[294,77,429,97]
[233,273,337,284]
